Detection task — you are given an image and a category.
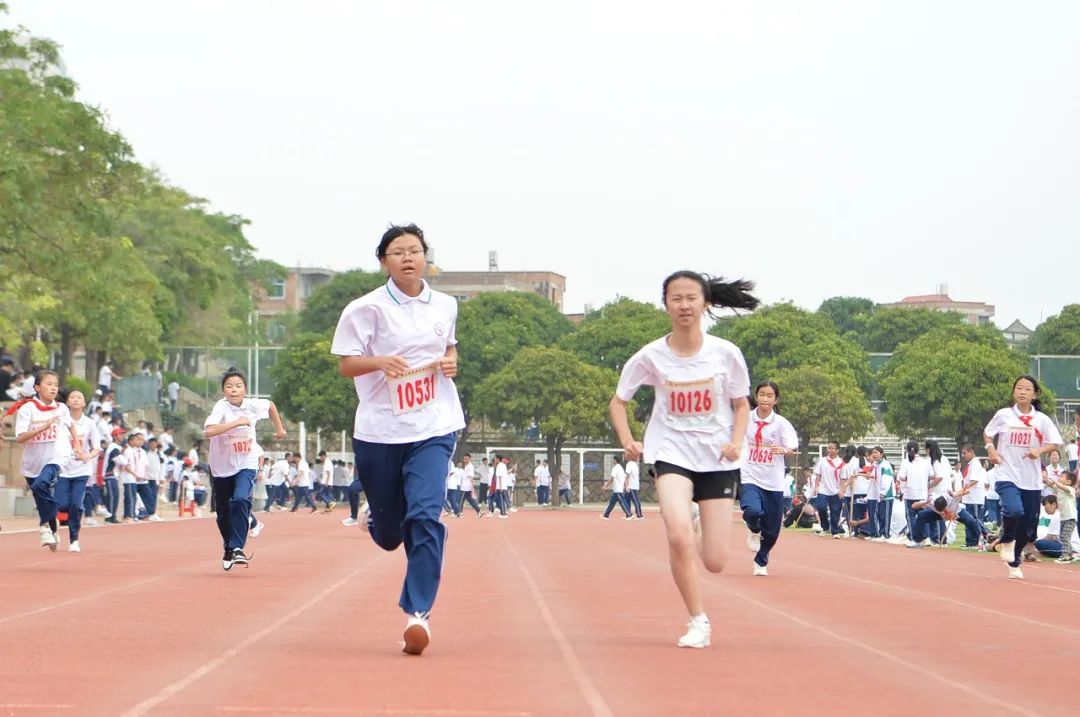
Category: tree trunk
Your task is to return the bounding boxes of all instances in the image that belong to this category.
[546,433,562,479]
[57,325,74,381]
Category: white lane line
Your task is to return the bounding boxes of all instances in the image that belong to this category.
[502,533,614,717]
[120,557,382,717]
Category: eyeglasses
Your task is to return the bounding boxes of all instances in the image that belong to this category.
[384,249,425,260]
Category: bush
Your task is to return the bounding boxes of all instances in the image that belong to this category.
[64,375,94,398]
[163,371,216,398]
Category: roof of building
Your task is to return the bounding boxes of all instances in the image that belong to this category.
[1003,319,1032,334]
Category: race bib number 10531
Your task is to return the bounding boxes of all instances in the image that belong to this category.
[388,363,439,416]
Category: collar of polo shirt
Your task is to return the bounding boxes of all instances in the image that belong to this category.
[385,277,433,305]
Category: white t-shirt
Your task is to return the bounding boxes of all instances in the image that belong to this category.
[740,410,799,492]
[506,470,516,488]
[898,455,933,501]
[294,459,312,488]
[59,415,102,478]
[928,460,951,498]
[493,463,507,490]
[461,462,475,492]
[116,446,147,484]
[204,397,271,477]
[1043,463,1066,498]
[625,461,640,490]
[610,463,627,492]
[961,460,987,505]
[330,278,466,444]
[145,449,163,483]
[268,459,289,486]
[320,460,334,485]
[446,462,462,490]
[534,464,552,487]
[984,406,1063,491]
[1069,443,1079,462]
[158,431,174,450]
[985,468,1000,500]
[1036,509,1080,551]
[15,400,74,478]
[479,464,491,485]
[849,457,872,495]
[98,365,113,389]
[615,334,751,472]
[812,455,849,496]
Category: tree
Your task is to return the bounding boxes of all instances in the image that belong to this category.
[766,365,874,470]
[858,307,967,353]
[879,329,1031,444]
[713,303,872,393]
[269,333,356,434]
[297,269,387,336]
[1029,305,1080,355]
[455,292,576,413]
[817,296,876,337]
[559,298,669,373]
[472,347,634,477]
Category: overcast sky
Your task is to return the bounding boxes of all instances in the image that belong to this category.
[7,2,1078,327]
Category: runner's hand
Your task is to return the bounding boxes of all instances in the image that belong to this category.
[378,356,410,379]
[438,355,458,379]
[721,443,741,462]
[623,441,644,461]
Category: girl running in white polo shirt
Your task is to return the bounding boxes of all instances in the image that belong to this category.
[204,368,286,571]
[58,390,102,552]
[610,270,758,649]
[332,224,466,656]
[984,375,1062,579]
[740,381,798,575]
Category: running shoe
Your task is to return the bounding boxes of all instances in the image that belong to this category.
[69,541,81,553]
[677,615,711,648]
[999,540,1016,563]
[752,564,767,577]
[403,612,431,656]
[250,521,264,538]
[222,549,234,571]
[230,548,251,568]
[746,530,761,553]
[341,517,359,527]
[40,525,57,552]
[1008,566,1024,580]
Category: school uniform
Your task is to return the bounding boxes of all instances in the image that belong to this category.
[478,463,491,505]
[534,464,552,506]
[458,463,481,515]
[489,463,508,516]
[265,458,289,511]
[910,494,981,545]
[960,459,989,540]
[848,457,872,537]
[291,459,316,510]
[739,409,798,567]
[615,334,751,501]
[1042,463,1065,498]
[925,460,950,542]
[57,415,102,542]
[603,463,631,518]
[445,461,462,516]
[17,399,76,532]
[897,456,932,539]
[205,397,272,553]
[558,471,572,505]
[984,405,1063,568]
[142,446,163,517]
[331,277,465,617]
[625,460,643,518]
[115,447,146,520]
[811,456,850,535]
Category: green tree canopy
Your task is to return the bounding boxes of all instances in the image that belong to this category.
[712,303,872,393]
[270,333,356,434]
[455,292,575,412]
[1028,305,1080,355]
[559,298,669,373]
[817,296,876,337]
[879,329,1034,444]
[298,269,388,336]
[859,307,968,353]
[472,346,633,476]
[766,365,874,467]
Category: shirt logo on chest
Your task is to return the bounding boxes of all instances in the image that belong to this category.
[434,322,446,337]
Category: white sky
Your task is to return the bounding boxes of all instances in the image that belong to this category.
[7,1,1079,327]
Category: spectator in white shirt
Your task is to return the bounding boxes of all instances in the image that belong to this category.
[602,457,632,520]
[625,459,643,519]
[534,459,552,506]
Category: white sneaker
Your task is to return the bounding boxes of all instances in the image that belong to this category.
[341,517,359,527]
[148,514,164,523]
[69,541,81,553]
[40,526,58,552]
[905,540,919,548]
[402,612,431,655]
[510,508,518,513]
[999,541,1016,563]
[360,503,371,533]
[250,521,264,538]
[677,615,711,648]
[919,538,933,547]
[746,530,761,553]
[752,564,767,577]
[1008,566,1024,580]
[83,517,99,527]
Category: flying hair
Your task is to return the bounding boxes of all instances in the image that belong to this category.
[662,271,760,314]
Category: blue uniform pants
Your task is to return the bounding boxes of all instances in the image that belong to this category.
[740,484,784,567]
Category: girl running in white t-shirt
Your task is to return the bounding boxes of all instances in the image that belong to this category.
[739,381,799,575]
[204,368,286,571]
[984,375,1062,579]
[58,390,102,552]
[11,370,81,551]
[610,270,758,649]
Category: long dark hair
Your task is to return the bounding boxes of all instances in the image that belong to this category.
[843,444,857,463]
[662,271,759,314]
[906,439,918,463]
[925,439,942,465]
[855,445,868,469]
[1013,374,1043,413]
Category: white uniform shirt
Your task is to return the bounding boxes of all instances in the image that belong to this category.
[928,460,951,498]
[116,446,147,484]
[479,464,491,486]
[295,460,312,488]
[146,448,163,483]
[331,278,466,444]
[461,463,475,492]
[534,464,552,487]
[740,409,798,492]
[446,462,462,490]
[320,460,334,485]
[898,455,932,501]
[1043,463,1065,498]
[98,365,113,389]
[1069,443,1079,463]
[15,400,74,478]
[204,397,270,478]
[961,459,987,505]
[615,335,751,472]
[493,462,507,490]
[268,459,289,486]
[812,455,849,496]
[984,406,1063,491]
[59,415,101,478]
[610,463,627,493]
[625,461,640,490]
[849,458,872,495]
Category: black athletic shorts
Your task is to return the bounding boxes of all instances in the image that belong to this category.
[654,461,739,502]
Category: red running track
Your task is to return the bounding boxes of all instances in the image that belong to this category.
[1,510,1076,716]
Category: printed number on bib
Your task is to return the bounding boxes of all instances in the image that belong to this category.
[232,439,252,454]
[664,378,715,417]
[388,363,439,416]
[1007,426,1034,449]
[747,446,773,465]
[32,422,58,443]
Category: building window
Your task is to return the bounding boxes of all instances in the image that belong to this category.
[453,294,468,302]
[268,278,286,299]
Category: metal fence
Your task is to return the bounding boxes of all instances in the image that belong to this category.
[162,346,283,399]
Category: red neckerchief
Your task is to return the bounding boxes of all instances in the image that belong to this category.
[962,463,970,478]
[1014,407,1044,444]
[752,410,774,445]
[4,397,59,417]
[828,457,844,481]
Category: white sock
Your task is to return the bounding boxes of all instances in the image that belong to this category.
[691,613,709,624]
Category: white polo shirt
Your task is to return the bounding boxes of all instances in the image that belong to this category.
[616,334,750,472]
[295,459,312,488]
[461,462,475,492]
[204,397,270,478]
[898,455,932,501]
[15,400,74,478]
[812,455,849,496]
[446,461,462,490]
[961,459,987,505]
[331,278,465,445]
[610,463,627,492]
[269,459,289,486]
[984,406,1063,491]
[59,415,102,478]
[625,461,640,490]
[741,409,799,492]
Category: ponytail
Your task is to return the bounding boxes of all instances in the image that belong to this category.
[662,271,759,312]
